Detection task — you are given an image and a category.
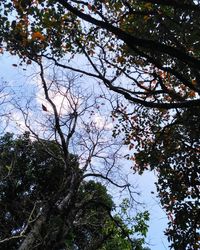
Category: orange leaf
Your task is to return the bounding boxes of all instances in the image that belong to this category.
[117,56,125,64]
[192,79,197,85]
[188,91,196,98]
[32,31,45,41]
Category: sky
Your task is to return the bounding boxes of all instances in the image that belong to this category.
[0,51,170,249]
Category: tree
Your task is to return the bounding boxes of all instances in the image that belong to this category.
[0,133,150,250]
[0,68,144,249]
[112,103,200,249]
[133,106,200,249]
[1,0,200,108]
[1,1,200,248]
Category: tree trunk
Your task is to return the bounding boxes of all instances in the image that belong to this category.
[18,213,47,250]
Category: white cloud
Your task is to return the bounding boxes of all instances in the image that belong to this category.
[91,113,113,130]
[36,84,80,116]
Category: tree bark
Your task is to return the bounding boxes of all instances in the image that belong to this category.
[18,213,47,250]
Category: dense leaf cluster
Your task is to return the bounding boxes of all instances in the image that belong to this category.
[0,133,149,250]
[114,105,200,249]
[135,107,200,249]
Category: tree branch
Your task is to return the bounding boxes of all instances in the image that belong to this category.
[57,0,200,69]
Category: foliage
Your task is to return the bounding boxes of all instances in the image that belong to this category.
[101,199,150,250]
[134,107,200,249]
[1,1,200,249]
[1,0,200,108]
[0,133,149,250]
[113,104,200,249]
